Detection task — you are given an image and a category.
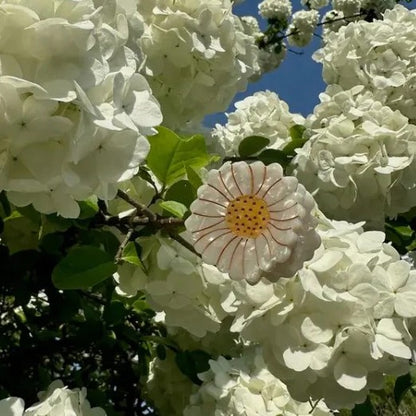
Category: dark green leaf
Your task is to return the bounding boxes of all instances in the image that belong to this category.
[257,149,290,167]
[164,180,197,208]
[52,246,117,290]
[175,350,212,385]
[159,201,188,218]
[103,301,127,325]
[238,135,270,157]
[147,126,212,185]
[394,373,412,405]
[352,397,375,416]
[156,344,167,360]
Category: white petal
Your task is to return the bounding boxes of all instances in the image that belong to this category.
[334,355,367,391]
[0,397,25,416]
[196,183,229,206]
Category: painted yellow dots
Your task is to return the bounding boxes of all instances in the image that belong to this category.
[225,195,270,238]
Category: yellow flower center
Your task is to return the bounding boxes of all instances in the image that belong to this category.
[225,195,270,238]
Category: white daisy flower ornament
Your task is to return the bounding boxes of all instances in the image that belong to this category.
[185,161,321,284]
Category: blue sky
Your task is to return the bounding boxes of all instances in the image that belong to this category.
[205,0,415,127]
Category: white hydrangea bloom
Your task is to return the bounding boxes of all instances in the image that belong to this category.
[292,85,416,228]
[24,380,105,416]
[287,10,319,47]
[315,5,416,122]
[331,0,362,15]
[185,161,320,284]
[0,0,162,217]
[135,0,260,128]
[115,235,227,337]
[258,0,292,21]
[321,10,347,37]
[221,213,416,409]
[146,351,196,416]
[212,91,304,157]
[184,348,331,416]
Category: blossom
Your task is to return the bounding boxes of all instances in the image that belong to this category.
[292,85,416,228]
[184,348,331,416]
[0,398,24,416]
[258,0,292,22]
[24,380,106,416]
[315,5,416,122]
[287,10,319,47]
[212,91,304,157]
[0,0,162,217]
[301,0,329,10]
[185,161,320,284]
[135,0,260,128]
[221,213,416,409]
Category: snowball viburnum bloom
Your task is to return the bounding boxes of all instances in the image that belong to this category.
[185,161,320,284]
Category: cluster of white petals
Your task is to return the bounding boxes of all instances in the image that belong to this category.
[212,91,304,157]
[114,236,227,337]
[185,161,321,284]
[287,10,319,47]
[315,5,416,122]
[184,348,331,416]
[0,380,105,416]
[292,85,416,228]
[0,0,162,217]
[220,213,416,409]
[331,0,362,14]
[146,351,196,416]
[135,0,260,128]
[258,0,292,21]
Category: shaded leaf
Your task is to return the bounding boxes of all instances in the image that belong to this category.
[238,135,270,157]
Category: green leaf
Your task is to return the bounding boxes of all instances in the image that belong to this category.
[175,350,212,385]
[186,165,203,189]
[52,246,117,290]
[103,301,127,325]
[159,201,188,218]
[156,344,167,360]
[78,197,99,219]
[282,124,308,156]
[147,126,211,185]
[238,135,270,157]
[352,397,375,416]
[121,242,142,267]
[394,373,412,405]
[257,149,290,167]
[289,124,306,141]
[164,180,197,208]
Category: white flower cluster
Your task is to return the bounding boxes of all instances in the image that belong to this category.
[292,85,416,228]
[258,0,292,21]
[135,0,260,129]
[315,5,416,122]
[331,0,362,14]
[212,91,305,157]
[146,351,196,416]
[0,380,105,416]
[184,348,331,416]
[0,0,162,218]
[115,236,228,337]
[220,213,416,409]
[287,10,319,47]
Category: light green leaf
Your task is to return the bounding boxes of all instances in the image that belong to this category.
[52,246,117,290]
[186,165,203,189]
[159,200,188,218]
[121,242,142,267]
[147,126,211,185]
[238,135,270,157]
[164,180,197,208]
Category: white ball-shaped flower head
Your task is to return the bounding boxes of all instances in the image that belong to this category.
[136,0,260,128]
[258,0,292,21]
[292,85,416,228]
[287,10,319,47]
[185,161,321,284]
[0,397,24,416]
[315,5,416,122]
[212,91,304,157]
[24,380,106,416]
